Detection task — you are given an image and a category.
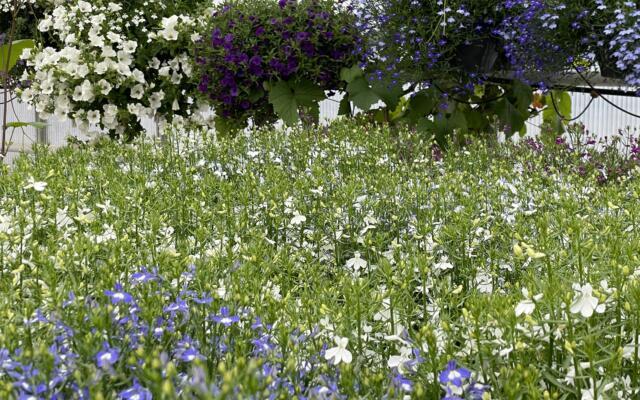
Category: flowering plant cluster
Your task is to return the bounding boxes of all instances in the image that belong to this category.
[17,0,200,140]
[1,120,640,398]
[193,0,360,133]
[604,1,640,85]
[352,0,640,86]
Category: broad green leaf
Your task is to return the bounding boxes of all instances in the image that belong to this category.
[291,80,325,107]
[339,65,363,83]
[268,80,325,125]
[405,89,438,122]
[338,96,351,116]
[434,110,468,147]
[247,87,265,103]
[0,39,34,73]
[372,82,404,110]
[464,109,490,131]
[415,118,435,140]
[389,96,408,121]
[373,109,387,123]
[511,80,534,114]
[268,81,300,125]
[495,98,527,137]
[6,121,47,129]
[346,77,380,111]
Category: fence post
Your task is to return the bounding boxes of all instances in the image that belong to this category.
[35,109,48,145]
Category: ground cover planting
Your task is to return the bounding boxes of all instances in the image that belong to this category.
[1,121,639,399]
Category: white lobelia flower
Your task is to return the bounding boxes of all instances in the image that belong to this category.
[159,15,180,41]
[388,346,413,372]
[570,283,605,318]
[24,177,47,192]
[515,288,542,317]
[346,252,367,273]
[434,255,454,271]
[324,336,352,365]
[290,213,306,226]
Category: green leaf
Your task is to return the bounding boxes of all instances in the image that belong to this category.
[339,65,363,83]
[0,39,34,73]
[434,110,467,147]
[268,81,299,125]
[372,82,404,110]
[511,80,534,114]
[267,80,325,126]
[247,87,265,103]
[6,121,47,129]
[495,98,527,137]
[542,91,572,135]
[389,96,408,121]
[338,96,351,116]
[464,109,490,131]
[346,77,380,111]
[214,115,246,136]
[292,80,325,107]
[405,89,438,122]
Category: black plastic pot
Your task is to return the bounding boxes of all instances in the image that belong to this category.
[455,38,501,73]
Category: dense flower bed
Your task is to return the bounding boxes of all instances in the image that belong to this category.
[1,121,640,398]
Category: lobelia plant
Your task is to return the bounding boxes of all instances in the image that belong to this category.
[192,0,361,135]
[603,0,640,86]
[18,0,203,142]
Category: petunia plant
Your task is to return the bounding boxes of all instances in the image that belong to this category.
[192,0,360,134]
[17,0,203,141]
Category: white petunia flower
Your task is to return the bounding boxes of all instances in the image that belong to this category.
[159,15,180,41]
[324,337,352,365]
[149,91,165,109]
[122,40,137,54]
[130,84,145,100]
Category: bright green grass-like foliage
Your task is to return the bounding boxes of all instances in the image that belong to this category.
[0,122,639,399]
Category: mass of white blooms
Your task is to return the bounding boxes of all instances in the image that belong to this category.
[18,0,201,139]
[0,0,37,13]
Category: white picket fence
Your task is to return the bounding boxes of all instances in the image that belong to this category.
[3,92,640,163]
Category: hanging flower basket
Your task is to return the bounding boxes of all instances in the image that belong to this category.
[454,38,502,73]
